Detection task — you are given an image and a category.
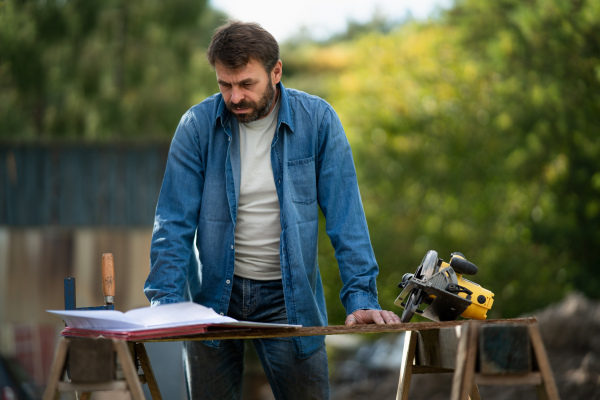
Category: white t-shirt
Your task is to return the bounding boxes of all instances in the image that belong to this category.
[234,98,282,280]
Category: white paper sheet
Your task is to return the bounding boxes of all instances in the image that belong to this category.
[47,301,300,331]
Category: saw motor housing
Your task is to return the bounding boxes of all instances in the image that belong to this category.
[394,251,494,322]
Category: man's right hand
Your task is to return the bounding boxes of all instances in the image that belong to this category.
[345,309,401,326]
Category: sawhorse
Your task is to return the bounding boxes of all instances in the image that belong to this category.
[45,275,559,400]
[44,253,162,400]
[43,338,160,400]
[396,319,560,400]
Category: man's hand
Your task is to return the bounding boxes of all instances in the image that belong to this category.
[345,309,402,326]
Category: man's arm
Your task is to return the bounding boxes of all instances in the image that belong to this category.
[316,105,399,324]
[144,111,204,306]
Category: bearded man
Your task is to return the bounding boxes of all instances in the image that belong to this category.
[144,20,400,400]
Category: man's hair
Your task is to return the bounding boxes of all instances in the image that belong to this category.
[206,20,280,73]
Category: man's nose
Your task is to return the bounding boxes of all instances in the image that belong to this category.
[230,87,244,104]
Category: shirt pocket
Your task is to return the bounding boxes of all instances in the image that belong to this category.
[287,156,317,205]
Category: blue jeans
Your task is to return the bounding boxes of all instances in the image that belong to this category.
[183,276,330,399]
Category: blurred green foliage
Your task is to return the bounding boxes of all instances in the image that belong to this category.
[0,0,223,140]
[305,0,600,323]
[1,0,599,323]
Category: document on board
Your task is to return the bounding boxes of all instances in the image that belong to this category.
[47,301,300,332]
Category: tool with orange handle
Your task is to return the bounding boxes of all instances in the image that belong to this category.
[64,253,116,311]
[102,253,115,306]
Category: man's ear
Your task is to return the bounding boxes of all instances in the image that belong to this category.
[271,60,283,85]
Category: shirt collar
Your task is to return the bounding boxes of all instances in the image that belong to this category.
[277,82,294,133]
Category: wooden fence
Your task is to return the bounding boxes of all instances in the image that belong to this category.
[0,143,170,386]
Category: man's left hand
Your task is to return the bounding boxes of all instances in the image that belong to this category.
[345,309,402,326]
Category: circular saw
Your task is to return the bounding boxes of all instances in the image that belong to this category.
[395,250,494,323]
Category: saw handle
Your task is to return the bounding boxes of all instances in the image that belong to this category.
[102,253,115,304]
[450,255,478,275]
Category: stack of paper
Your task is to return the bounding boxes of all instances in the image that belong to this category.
[48,302,300,340]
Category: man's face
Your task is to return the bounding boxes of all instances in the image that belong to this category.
[215,58,282,123]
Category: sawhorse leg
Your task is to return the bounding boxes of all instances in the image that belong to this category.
[43,338,69,400]
[396,328,481,400]
[451,321,560,400]
[529,324,560,400]
[396,331,418,400]
[43,338,161,400]
[135,342,163,399]
[451,322,481,400]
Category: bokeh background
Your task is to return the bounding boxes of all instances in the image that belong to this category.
[1,0,599,398]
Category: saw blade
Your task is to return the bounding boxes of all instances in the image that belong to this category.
[401,289,423,323]
[418,250,439,281]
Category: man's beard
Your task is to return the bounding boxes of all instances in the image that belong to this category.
[227,78,276,123]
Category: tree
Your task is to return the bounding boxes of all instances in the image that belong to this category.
[0,0,225,140]
[293,0,600,321]
[446,0,600,305]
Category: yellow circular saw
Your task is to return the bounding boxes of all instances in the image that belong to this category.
[395,250,494,323]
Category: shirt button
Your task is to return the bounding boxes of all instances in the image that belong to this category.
[226,279,231,284]
[231,245,234,250]
[228,137,231,141]
[220,312,224,316]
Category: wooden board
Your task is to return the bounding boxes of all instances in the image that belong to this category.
[136,318,536,342]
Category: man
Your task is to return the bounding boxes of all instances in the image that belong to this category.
[144,20,401,399]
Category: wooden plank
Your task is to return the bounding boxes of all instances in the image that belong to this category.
[57,381,128,392]
[479,324,531,374]
[474,372,542,385]
[412,366,454,374]
[396,331,417,400]
[451,321,480,400]
[137,318,536,342]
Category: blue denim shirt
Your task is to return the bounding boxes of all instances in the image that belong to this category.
[144,83,381,358]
